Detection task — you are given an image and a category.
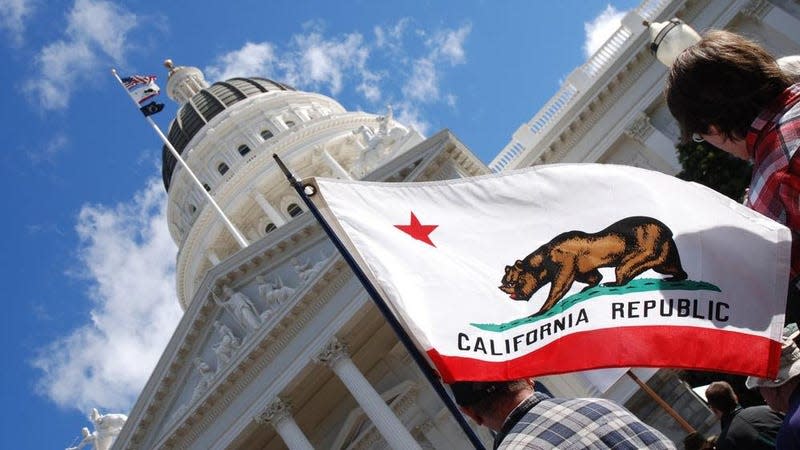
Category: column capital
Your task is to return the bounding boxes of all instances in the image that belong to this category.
[256,397,293,426]
[741,0,772,20]
[314,337,350,367]
[624,112,654,145]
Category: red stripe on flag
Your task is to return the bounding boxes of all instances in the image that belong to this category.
[427,326,782,383]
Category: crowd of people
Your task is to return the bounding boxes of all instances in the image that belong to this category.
[448,29,800,450]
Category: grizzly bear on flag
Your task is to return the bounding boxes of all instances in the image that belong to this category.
[499,216,687,316]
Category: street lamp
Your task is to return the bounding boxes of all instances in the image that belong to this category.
[644,18,701,66]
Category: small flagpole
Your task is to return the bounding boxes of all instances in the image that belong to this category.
[110,68,248,249]
[273,154,487,450]
[625,370,695,433]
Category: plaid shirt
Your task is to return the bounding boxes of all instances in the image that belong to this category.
[746,84,800,282]
[495,392,676,450]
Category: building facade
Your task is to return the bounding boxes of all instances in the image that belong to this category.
[108,0,800,448]
[491,0,800,173]
[112,61,504,449]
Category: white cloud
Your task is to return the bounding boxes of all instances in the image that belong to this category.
[206,21,471,136]
[357,70,382,102]
[393,101,429,136]
[28,133,69,165]
[374,18,409,53]
[583,5,626,58]
[33,179,181,412]
[66,0,135,60]
[429,24,471,65]
[0,0,34,45]
[25,0,138,110]
[403,58,438,102]
[293,32,370,95]
[402,23,470,105]
[205,42,276,81]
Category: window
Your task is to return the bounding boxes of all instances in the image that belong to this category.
[217,162,229,175]
[260,130,273,141]
[238,144,251,156]
[285,120,295,128]
[203,183,211,192]
[287,203,303,217]
[264,223,277,234]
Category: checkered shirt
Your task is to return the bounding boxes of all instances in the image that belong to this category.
[746,84,800,282]
[494,392,676,450]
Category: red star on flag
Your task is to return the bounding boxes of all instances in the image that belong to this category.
[394,212,438,247]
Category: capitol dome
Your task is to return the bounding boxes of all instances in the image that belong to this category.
[162,77,296,190]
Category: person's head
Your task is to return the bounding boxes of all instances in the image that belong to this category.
[450,379,534,431]
[746,329,800,412]
[666,30,791,159]
[705,381,738,417]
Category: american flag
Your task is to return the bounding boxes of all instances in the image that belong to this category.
[122,75,156,90]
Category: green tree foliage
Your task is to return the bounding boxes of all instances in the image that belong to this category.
[676,141,752,201]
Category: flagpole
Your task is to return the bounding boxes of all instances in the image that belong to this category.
[273,154,486,450]
[625,370,695,433]
[110,68,248,249]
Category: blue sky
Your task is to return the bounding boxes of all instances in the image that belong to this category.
[0,0,641,447]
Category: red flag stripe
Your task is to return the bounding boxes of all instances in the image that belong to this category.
[427,326,782,383]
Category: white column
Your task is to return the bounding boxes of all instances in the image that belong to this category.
[252,191,287,225]
[207,250,221,266]
[320,149,353,179]
[255,397,314,450]
[315,339,422,450]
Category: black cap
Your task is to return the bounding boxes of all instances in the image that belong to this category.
[450,381,507,407]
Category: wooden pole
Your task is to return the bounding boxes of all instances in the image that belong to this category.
[626,369,695,433]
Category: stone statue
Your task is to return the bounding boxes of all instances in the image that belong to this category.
[292,256,322,284]
[258,276,296,319]
[212,321,240,366]
[215,285,261,332]
[191,357,215,403]
[66,408,127,450]
[66,427,94,450]
[255,275,271,301]
[379,104,393,136]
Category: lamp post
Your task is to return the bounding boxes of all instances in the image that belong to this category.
[644,18,701,66]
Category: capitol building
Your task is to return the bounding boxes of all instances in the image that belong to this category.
[98,0,800,448]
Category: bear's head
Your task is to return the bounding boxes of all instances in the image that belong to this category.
[499,260,542,301]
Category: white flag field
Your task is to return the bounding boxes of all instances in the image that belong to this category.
[307,164,790,382]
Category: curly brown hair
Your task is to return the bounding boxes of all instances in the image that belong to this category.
[666,30,791,144]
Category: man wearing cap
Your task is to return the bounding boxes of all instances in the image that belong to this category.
[747,329,800,449]
[450,378,675,449]
[704,381,782,450]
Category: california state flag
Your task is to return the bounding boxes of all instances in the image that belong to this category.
[307,164,790,382]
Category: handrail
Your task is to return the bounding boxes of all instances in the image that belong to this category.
[489,0,672,172]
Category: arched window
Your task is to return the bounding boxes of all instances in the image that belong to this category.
[287,203,303,217]
[238,144,251,156]
[260,130,273,141]
[217,162,229,175]
[203,183,211,192]
[264,223,277,234]
[285,120,296,128]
